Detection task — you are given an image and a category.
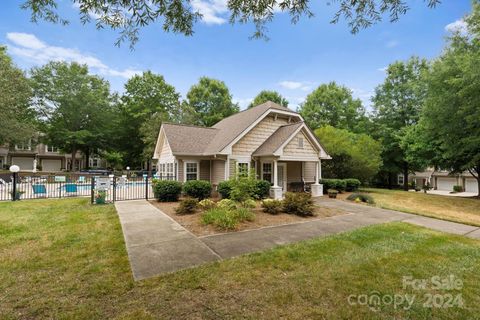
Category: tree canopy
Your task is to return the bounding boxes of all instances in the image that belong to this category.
[22,0,439,47]
[298,82,367,132]
[315,125,382,182]
[249,90,288,108]
[30,61,114,170]
[186,77,239,127]
[0,46,36,145]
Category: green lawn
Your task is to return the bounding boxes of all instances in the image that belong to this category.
[1,198,480,319]
[354,188,480,227]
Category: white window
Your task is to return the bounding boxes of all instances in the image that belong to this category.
[46,145,59,153]
[185,162,199,181]
[237,162,249,177]
[15,140,31,151]
[0,156,4,169]
[298,137,304,148]
[262,162,273,183]
[398,175,404,185]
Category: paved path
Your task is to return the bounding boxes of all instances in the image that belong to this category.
[115,198,480,280]
[115,200,220,280]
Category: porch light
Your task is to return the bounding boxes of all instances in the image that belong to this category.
[9,165,20,173]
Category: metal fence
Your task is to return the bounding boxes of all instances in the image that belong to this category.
[0,173,176,203]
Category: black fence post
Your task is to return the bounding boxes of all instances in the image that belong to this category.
[91,176,95,204]
[113,176,116,203]
[11,172,18,201]
[145,175,149,200]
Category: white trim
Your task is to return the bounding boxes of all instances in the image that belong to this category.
[184,160,199,181]
[225,155,229,180]
[278,162,287,192]
[153,125,166,159]
[236,161,250,176]
[220,109,303,154]
[278,155,320,162]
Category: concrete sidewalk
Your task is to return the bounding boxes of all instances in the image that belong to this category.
[115,198,480,280]
[115,200,220,280]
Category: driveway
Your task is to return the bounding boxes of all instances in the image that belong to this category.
[116,198,480,280]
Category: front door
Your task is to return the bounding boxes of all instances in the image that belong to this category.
[278,163,287,192]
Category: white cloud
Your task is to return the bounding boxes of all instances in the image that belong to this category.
[6,32,142,79]
[191,0,228,25]
[278,81,312,91]
[233,97,253,109]
[377,66,388,72]
[445,19,468,35]
[351,88,373,107]
[72,3,102,20]
[386,40,399,48]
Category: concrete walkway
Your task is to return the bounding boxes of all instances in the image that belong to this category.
[115,200,220,280]
[115,198,480,280]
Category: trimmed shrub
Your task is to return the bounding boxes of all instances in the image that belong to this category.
[198,199,217,210]
[183,180,212,200]
[453,185,464,193]
[261,199,283,215]
[202,208,238,230]
[175,198,199,215]
[217,199,237,210]
[241,199,257,209]
[218,180,233,199]
[320,179,347,193]
[327,189,338,198]
[282,192,315,216]
[346,193,375,204]
[234,207,255,222]
[344,179,361,192]
[254,180,271,199]
[152,180,182,202]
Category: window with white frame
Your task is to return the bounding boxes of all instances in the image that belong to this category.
[237,162,249,177]
[159,162,175,179]
[298,137,304,148]
[15,140,31,151]
[185,162,198,181]
[89,158,100,168]
[262,162,272,183]
[0,156,4,168]
[46,145,59,153]
[398,175,404,185]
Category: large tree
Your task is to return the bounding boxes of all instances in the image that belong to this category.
[414,3,480,196]
[30,62,114,171]
[118,71,182,169]
[0,46,35,146]
[249,90,288,108]
[315,126,382,182]
[299,82,367,132]
[186,77,239,127]
[22,0,439,47]
[371,57,429,190]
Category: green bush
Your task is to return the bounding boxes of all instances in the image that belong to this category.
[202,208,237,230]
[254,180,271,199]
[234,207,255,222]
[198,199,217,210]
[175,198,198,215]
[320,179,347,193]
[152,180,182,202]
[344,179,361,192]
[183,180,212,200]
[346,193,375,204]
[217,199,237,210]
[241,199,257,209]
[453,185,464,193]
[229,176,258,202]
[261,199,283,215]
[217,180,233,199]
[282,192,315,216]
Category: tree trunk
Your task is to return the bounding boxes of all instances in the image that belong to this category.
[388,172,393,189]
[403,163,409,191]
[70,147,77,171]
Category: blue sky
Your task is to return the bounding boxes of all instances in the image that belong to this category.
[0,0,472,110]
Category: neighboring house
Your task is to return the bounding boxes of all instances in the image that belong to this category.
[0,140,106,172]
[153,101,331,199]
[398,169,479,194]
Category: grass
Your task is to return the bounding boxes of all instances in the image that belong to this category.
[2,198,480,318]
[356,188,480,227]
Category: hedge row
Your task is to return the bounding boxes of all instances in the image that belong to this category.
[152,179,212,202]
[320,178,361,193]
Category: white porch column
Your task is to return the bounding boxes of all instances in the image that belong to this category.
[270,159,282,199]
[311,159,323,197]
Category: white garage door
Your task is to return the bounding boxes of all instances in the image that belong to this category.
[465,178,479,194]
[42,159,62,172]
[436,178,457,191]
[11,157,34,171]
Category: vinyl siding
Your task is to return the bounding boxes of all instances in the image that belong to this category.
[177,159,184,182]
[158,140,175,163]
[200,160,210,181]
[283,131,318,158]
[229,158,237,178]
[232,115,290,155]
[286,161,302,184]
[304,162,316,182]
[211,160,226,185]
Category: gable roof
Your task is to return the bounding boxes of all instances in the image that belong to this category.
[253,122,303,156]
[161,123,218,155]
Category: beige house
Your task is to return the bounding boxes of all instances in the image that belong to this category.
[153,101,331,199]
